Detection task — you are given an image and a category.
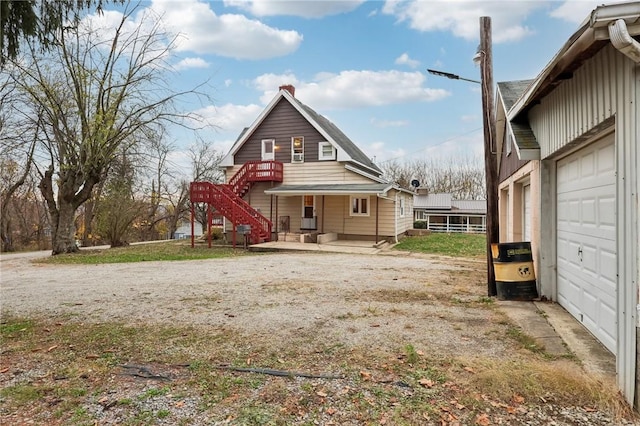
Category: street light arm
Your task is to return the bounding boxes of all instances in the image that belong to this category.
[427,68,481,85]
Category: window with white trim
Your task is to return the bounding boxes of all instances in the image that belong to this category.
[292,136,304,162]
[350,196,369,216]
[399,196,405,217]
[318,141,336,161]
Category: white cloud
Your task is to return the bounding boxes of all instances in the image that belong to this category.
[364,141,407,164]
[382,0,542,43]
[149,0,303,59]
[192,103,264,134]
[223,0,365,18]
[395,53,420,68]
[549,1,602,24]
[370,118,409,128]
[173,57,210,70]
[252,70,450,109]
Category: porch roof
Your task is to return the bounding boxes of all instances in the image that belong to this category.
[264,183,393,196]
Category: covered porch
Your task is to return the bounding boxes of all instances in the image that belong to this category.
[263,183,396,244]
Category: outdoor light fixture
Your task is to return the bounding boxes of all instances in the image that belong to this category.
[427,68,481,84]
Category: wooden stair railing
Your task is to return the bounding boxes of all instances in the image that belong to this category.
[227,160,283,198]
[190,161,282,244]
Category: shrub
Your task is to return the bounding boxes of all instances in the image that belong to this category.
[413,220,427,229]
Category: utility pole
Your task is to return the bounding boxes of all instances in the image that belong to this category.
[479,16,498,296]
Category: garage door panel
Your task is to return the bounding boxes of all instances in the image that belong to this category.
[556,133,616,355]
[557,190,616,239]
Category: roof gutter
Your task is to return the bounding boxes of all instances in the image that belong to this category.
[510,2,640,119]
[608,18,640,63]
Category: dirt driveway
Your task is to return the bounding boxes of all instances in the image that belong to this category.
[1,250,634,425]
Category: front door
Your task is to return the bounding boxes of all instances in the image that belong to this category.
[301,195,316,230]
[262,139,275,161]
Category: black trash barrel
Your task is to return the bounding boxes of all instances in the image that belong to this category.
[491,242,538,301]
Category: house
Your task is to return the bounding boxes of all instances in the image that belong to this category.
[190,85,414,246]
[413,191,486,233]
[495,2,640,408]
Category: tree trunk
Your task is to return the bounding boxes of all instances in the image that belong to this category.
[1,217,14,252]
[39,167,81,255]
[51,201,79,254]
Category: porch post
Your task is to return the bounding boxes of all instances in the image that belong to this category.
[321,195,325,233]
[190,202,195,248]
[375,196,379,242]
[207,204,212,248]
[275,196,279,241]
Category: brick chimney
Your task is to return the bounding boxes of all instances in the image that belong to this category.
[279,84,295,97]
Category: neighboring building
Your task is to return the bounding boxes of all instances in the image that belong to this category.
[190,85,414,245]
[413,191,486,233]
[495,79,541,277]
[497,2,639,408]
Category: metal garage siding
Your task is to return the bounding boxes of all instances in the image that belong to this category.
[529,45,632,158]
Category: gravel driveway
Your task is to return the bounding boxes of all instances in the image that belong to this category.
[1,250,499,358]
[1,249,636,425]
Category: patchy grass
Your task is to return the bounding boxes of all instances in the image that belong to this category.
[394,233,487,258]
[36,240,255,265]
[0,315,635,425]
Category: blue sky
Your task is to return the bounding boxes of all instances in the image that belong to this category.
[92,0,626,174]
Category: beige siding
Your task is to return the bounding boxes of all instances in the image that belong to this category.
[316,194,402,239]
[282,162,373,185]
[225,162,372,186]
[396,191,414,234]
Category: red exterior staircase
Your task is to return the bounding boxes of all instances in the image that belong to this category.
[190,161,283,244]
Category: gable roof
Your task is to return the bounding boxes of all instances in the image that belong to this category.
[220,88,383,177]
[497,80,533,112]
[496,79,540,161]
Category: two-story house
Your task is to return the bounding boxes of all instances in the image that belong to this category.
[190,85,414,246]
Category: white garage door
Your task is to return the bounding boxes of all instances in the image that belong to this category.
[556,133,616,354]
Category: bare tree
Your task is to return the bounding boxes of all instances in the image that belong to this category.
[381,155,485,200]
[95,148,142,247]
[0,74,39,252]
[189,139,224,234]
[7,3,208,254]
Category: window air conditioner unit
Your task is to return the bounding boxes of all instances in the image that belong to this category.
[293,153,304,162]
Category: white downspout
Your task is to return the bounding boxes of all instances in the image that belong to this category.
[609,19,640,63]
[608,16,640,408]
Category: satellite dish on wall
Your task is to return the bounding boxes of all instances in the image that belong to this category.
[411,179,420,188]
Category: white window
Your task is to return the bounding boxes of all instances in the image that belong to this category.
[350,196,369,216]
[292,136,304,163]
[318,141,336,161]
[399,196,405,217]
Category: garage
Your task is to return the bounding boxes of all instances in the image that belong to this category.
[556,132,616,354]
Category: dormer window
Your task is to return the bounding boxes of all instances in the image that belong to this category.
[318,141,336,161]
[292,136,304,163]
